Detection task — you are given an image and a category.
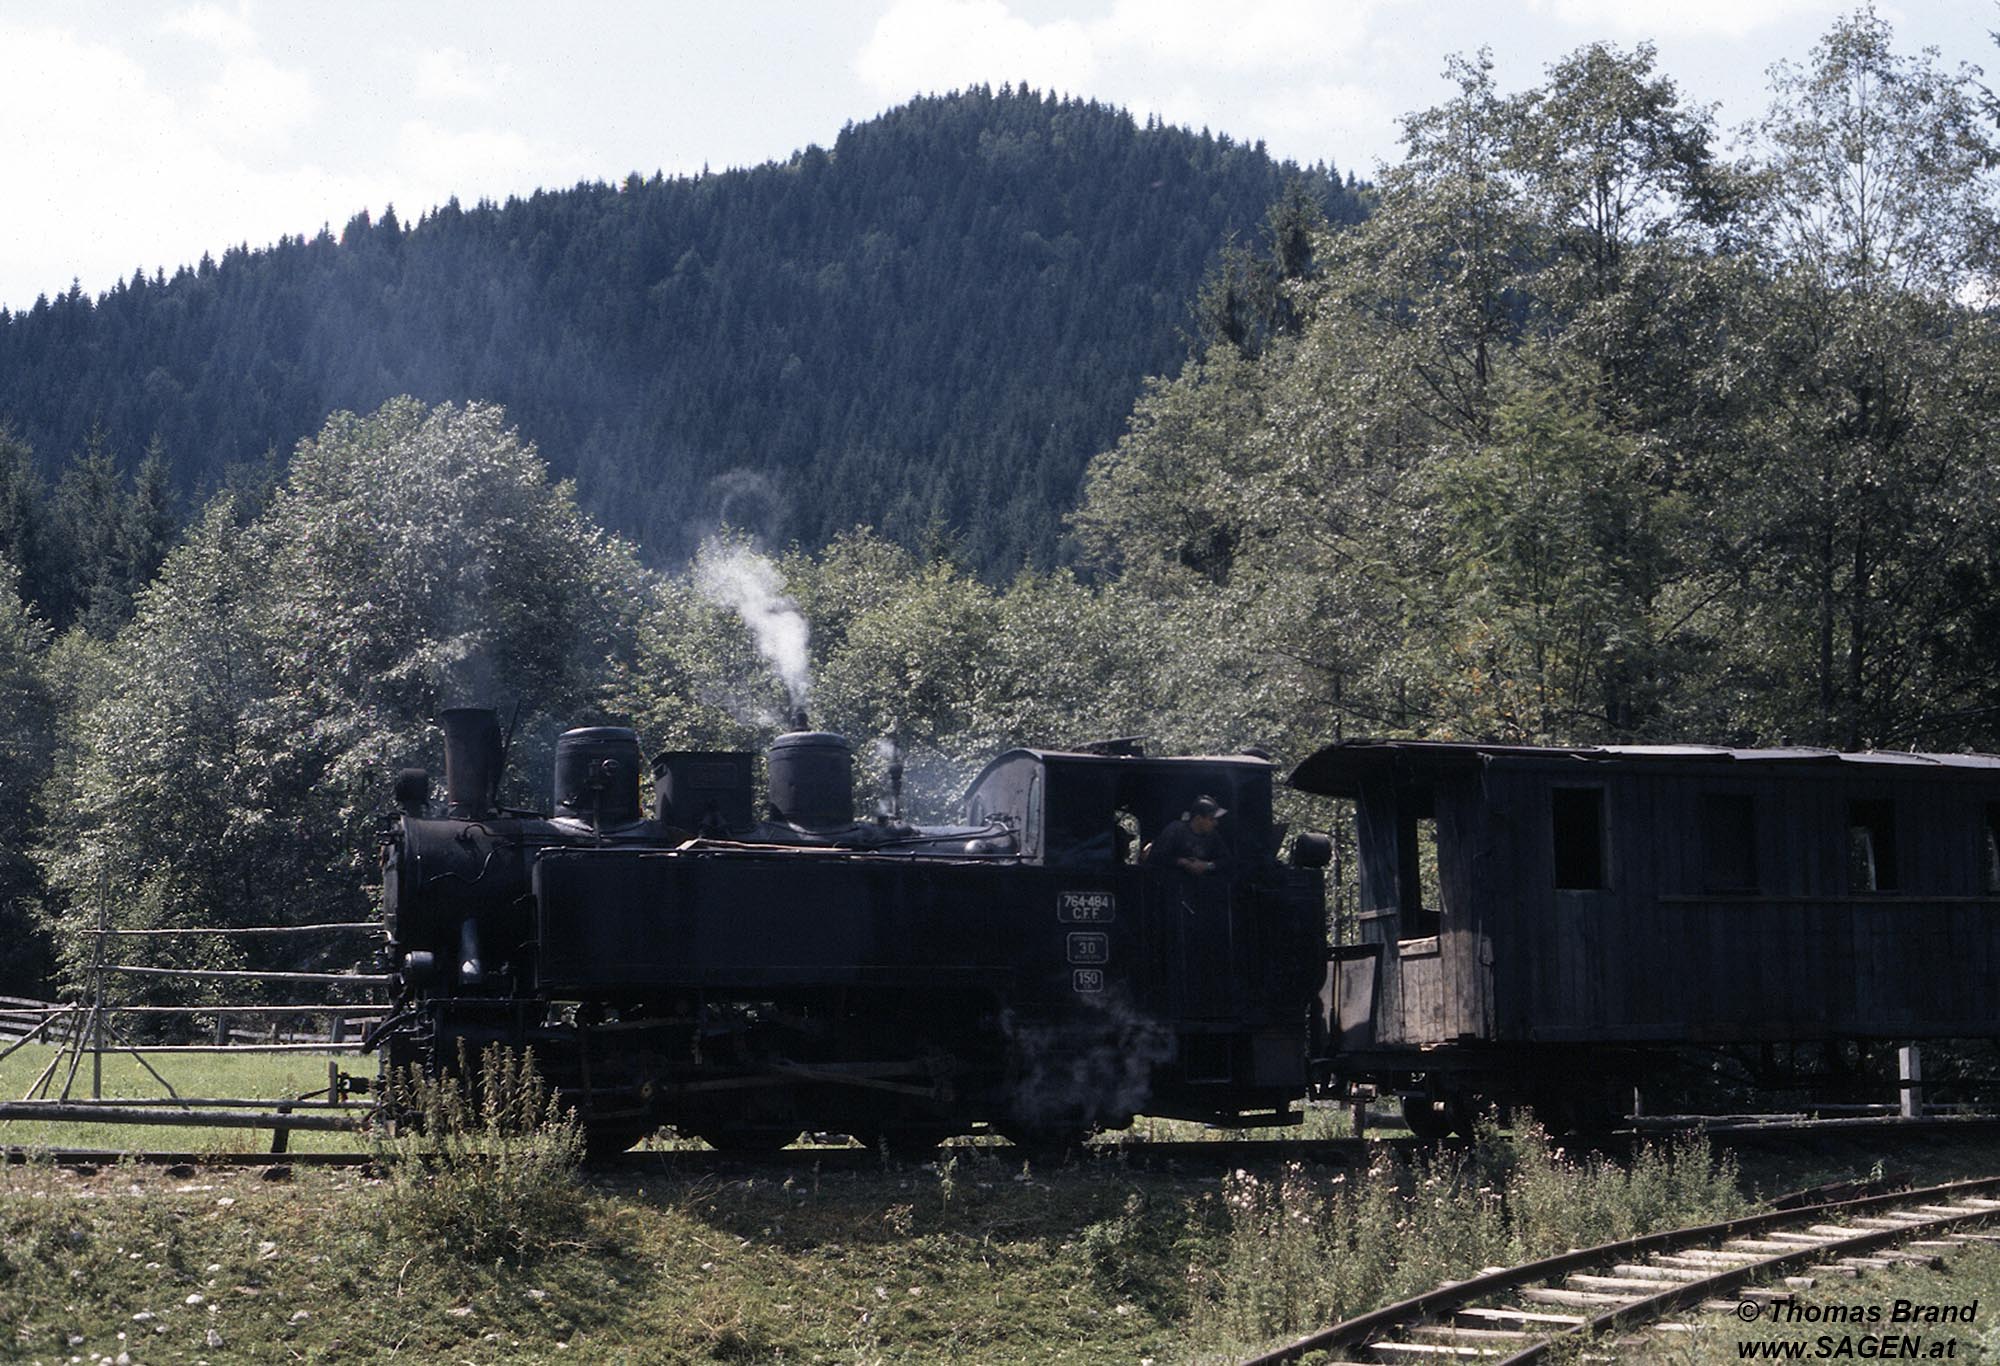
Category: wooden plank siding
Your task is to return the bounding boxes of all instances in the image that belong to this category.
[1481,759,2000,1044]
[1436,780,1489,1039]
[1325,748,2000,1049]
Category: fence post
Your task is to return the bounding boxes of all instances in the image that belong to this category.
[1899,1046,1923,1119]
[91,867,109,1099]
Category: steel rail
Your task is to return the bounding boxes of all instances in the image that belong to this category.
[1501,1187,2000,1364]
[1242,1175,2000,1365]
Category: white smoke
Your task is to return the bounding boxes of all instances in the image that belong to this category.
[999,994,1176,1131]
[695,539,812,716]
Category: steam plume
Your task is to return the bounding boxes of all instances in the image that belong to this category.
[695,539,811,716]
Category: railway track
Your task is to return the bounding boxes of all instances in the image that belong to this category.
[0,1135,1398,1173]
[1242,1175,2000,1364]
[8,1111,2000,1173]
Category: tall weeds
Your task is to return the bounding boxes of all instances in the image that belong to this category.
[375,1043,587,1267]
[1191,1120,1746,1348]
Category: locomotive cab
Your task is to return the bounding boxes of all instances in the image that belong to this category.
[961,748,1268,870]
[954,748,1326,1117]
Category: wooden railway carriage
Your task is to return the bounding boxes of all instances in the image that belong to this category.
[1289,739,2000,1133]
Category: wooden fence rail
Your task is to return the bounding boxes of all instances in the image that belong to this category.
[0,998,384,1047]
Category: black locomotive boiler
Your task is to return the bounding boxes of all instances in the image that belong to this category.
[375,709,1330,1150]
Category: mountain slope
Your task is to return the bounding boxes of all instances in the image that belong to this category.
[0,87,1363,573]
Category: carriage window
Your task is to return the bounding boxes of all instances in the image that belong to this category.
[1848,799,1898,892]
[1415,817,1442,913]
[1700,793,1758,892]
[1396,812,1444,939]
[1551,786,1606,890]
[1983,804,2000,894]
[1114,807,1140,865]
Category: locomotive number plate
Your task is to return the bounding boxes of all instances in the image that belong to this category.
[1058,890,1115,923]
[1067,932,1110,965]
[1072,968,1105,993]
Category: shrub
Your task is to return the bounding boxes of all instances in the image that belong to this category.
[376,1043,587,1266]
[1190,1153,1509,1345]
[1193,1122,1747,1352]
[1491,1118,1746,1259]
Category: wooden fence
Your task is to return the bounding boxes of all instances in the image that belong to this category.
[0,995,385,1048]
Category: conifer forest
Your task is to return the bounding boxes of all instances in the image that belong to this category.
[0,14,1996,997]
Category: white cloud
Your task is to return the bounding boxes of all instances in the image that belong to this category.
[855,0,1098,97]
[1093,0,1388,74]
[392,120,593,202]
[1527,0,1837,39]
[196,55,319,148]
[853,0,1408,166]
[857,0,1400,100]
[160,2,259,53]
[0,17,598,310]
[414,47,506,102]
[1246,81,1400,169]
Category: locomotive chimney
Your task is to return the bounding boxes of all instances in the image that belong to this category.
[439,707,504,818]
[553,727,645,827]
[767,727,854,828]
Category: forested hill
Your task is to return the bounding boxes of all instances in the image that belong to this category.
[0,87,1363,575]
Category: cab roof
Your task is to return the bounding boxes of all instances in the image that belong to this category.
[1289,738,2000,798]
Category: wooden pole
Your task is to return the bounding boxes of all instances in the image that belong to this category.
[84,1042,371,1054]
[1899,1045,1923,1119]
[20,1048,64,1102]
[106,966,394,985]
[0,1007,76,1067]
[86,922,381,936]
[91,866,108,1100]
[0,1101,361,1131]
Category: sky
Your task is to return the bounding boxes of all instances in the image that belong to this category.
[0,1,1987,314]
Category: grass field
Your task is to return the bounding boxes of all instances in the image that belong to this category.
[0,1045,1362,1155]
[0,1099,1772,1364]
[9,1050,2000,1362]
[0,1042,372,1153]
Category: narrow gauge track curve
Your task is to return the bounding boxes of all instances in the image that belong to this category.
[1241,1175,2000,1365]
[0,1136,1407,1174]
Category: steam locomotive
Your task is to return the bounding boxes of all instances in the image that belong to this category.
[374,709,1331,1151]
[377,708,2000,1150]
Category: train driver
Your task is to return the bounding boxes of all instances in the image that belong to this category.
[1146,795,1228,876]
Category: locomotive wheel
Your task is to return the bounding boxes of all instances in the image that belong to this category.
[696,1125,799,1153]
[1519,1086,1623,1137]
[998,1125,1091,1159]
[854,1126,956,1154]
[582,1123,657,1161]
[1399,1095,1456,1141]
